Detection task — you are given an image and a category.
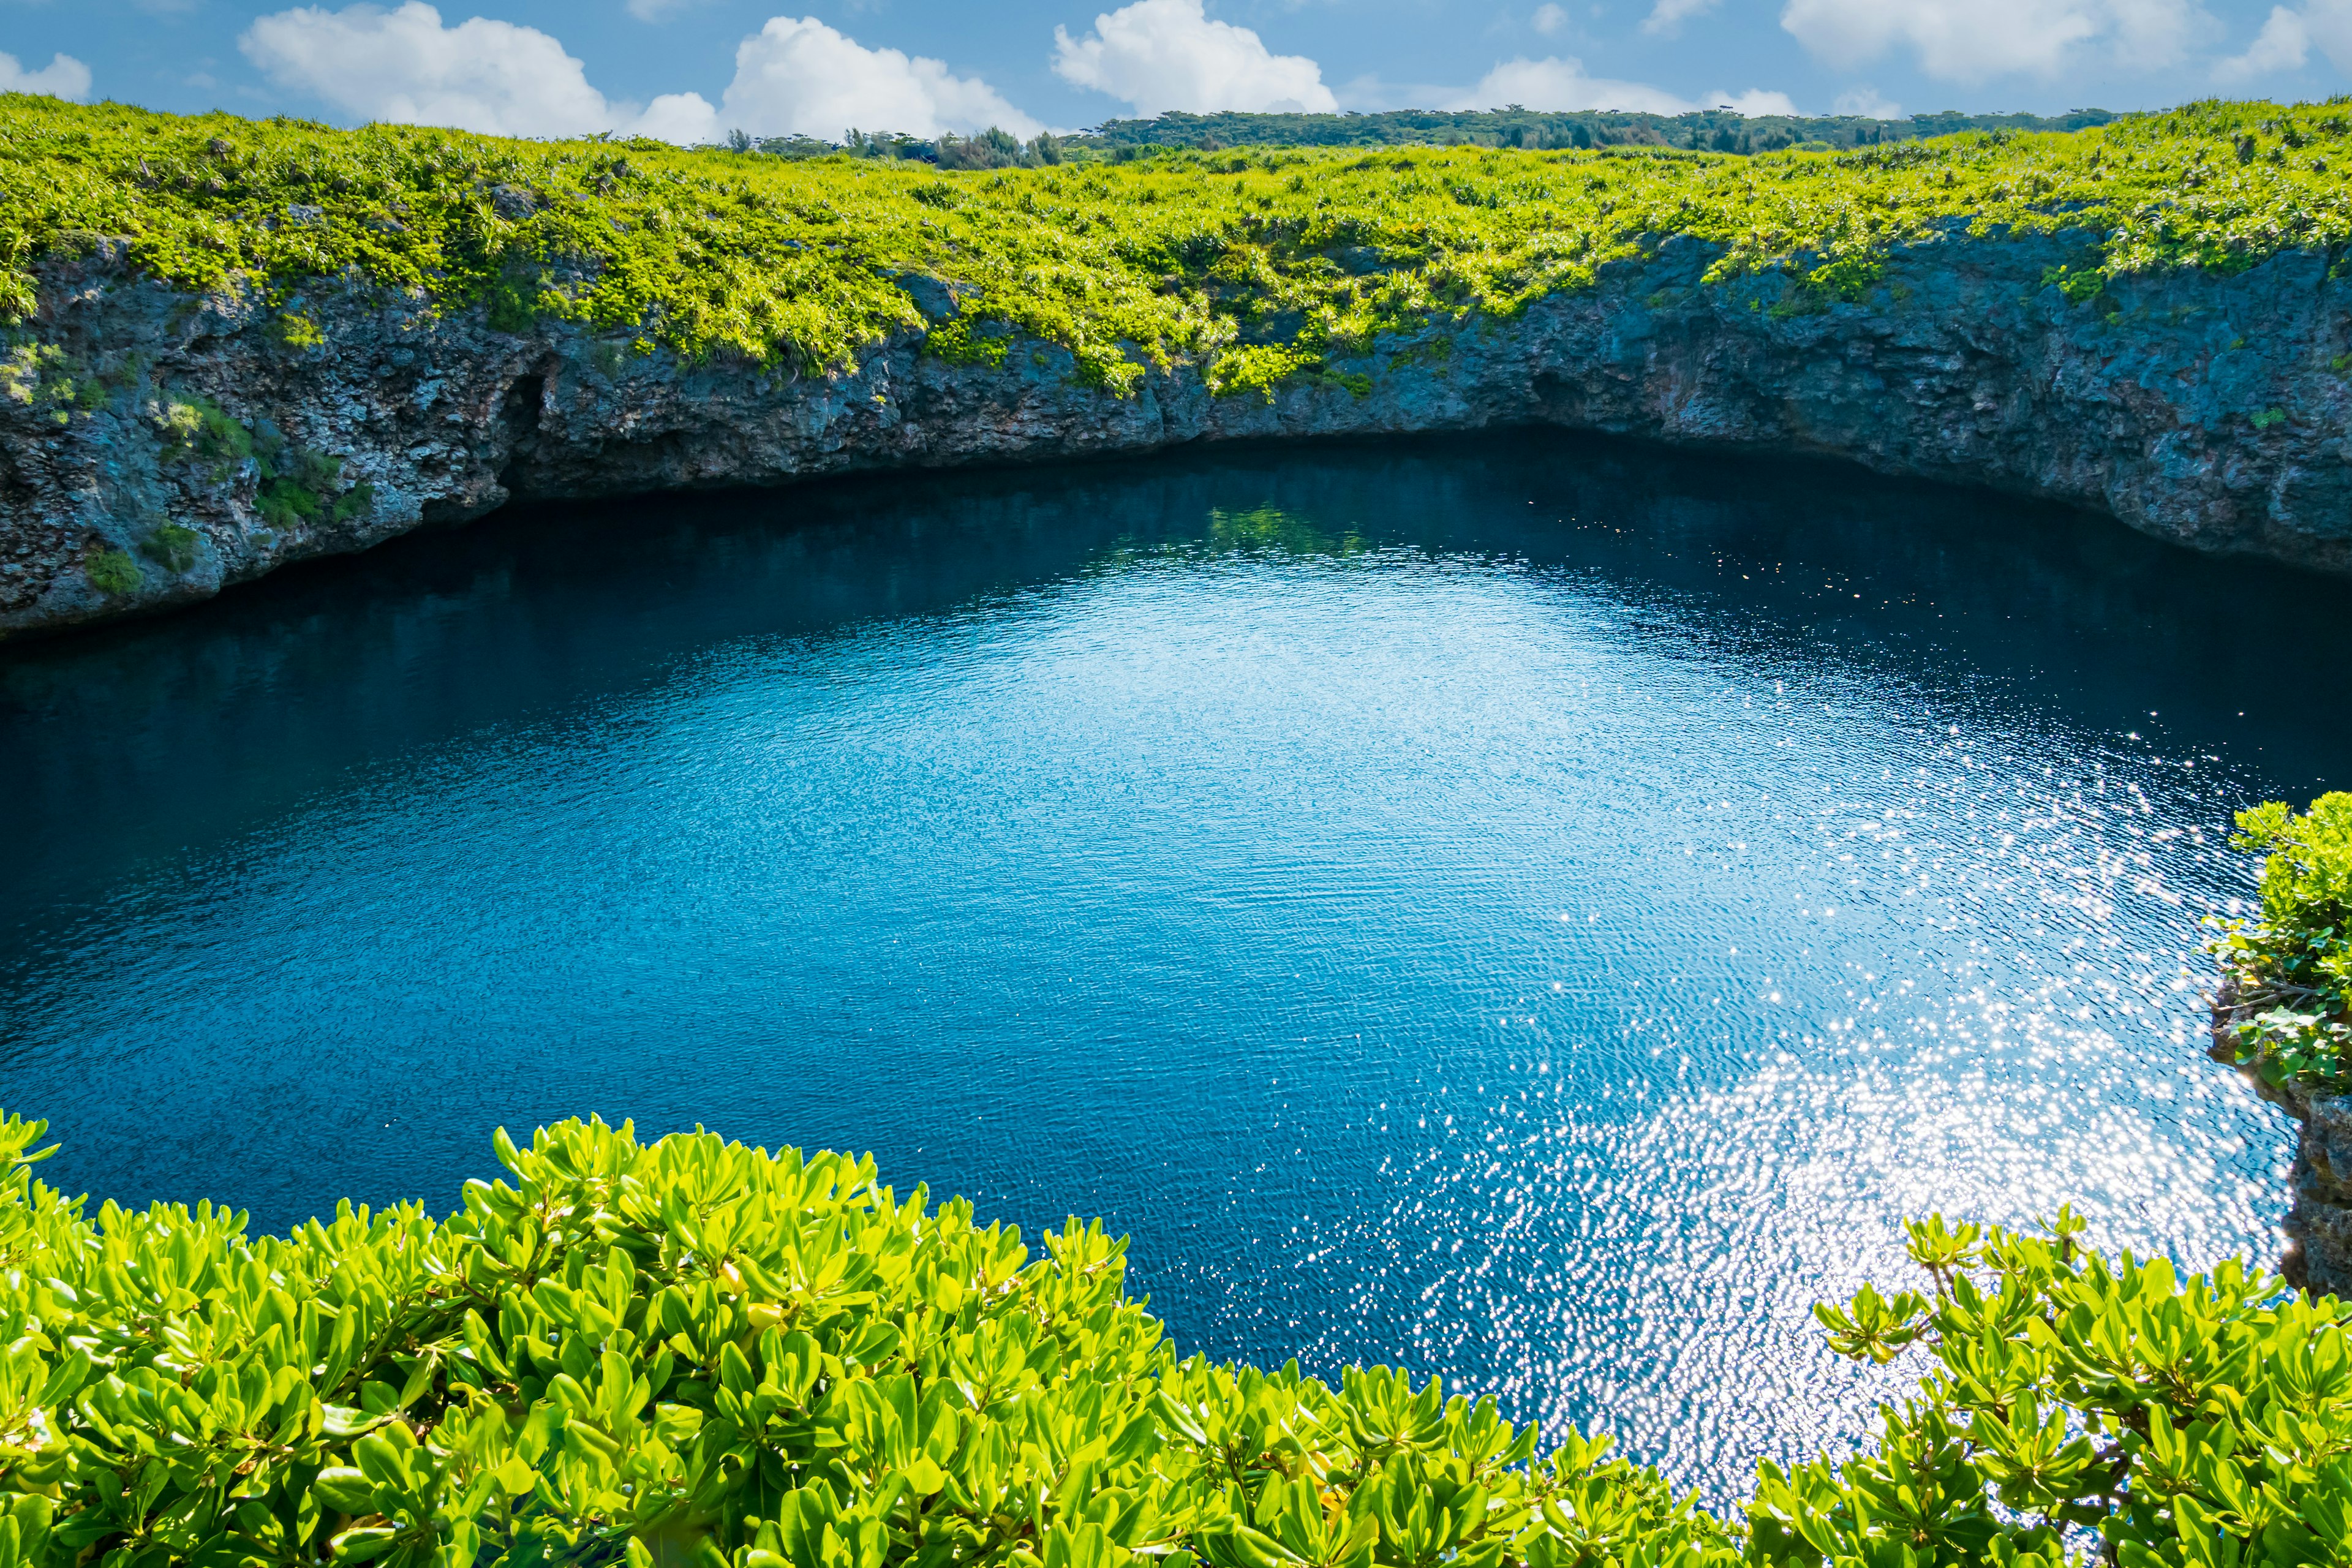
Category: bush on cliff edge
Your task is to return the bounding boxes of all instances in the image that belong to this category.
[9,94,2352,401]
[2212,793,2352,1090]
[0,1109,2345,1568]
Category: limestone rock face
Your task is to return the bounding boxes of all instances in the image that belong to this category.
[2213,987,2352,1295]
[2290,1090,2352,1295]
[6,225,2352,641]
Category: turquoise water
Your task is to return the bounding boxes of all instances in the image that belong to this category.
[1,434,2339,1502]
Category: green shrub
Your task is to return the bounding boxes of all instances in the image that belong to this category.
[276,312,326,351]
[1755,1209,2352,1567]
[0,342,111,412]
[2212,793,2352,1087]
[81,548,141,596]
[1205,344,1316,401]
[0,1109,2345,1568]
[140,523,202,573]
[154,396,257,477]
[0,1109,1737,1568]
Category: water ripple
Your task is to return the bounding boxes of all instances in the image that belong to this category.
[0,434,2335,1507]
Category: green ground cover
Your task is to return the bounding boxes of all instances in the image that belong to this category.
[2212,793,2352,1089]
[1069,107,2119,156]
[4,95,2352,397]
[0,1107,2345,1568]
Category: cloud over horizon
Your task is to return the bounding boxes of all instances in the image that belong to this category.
[0,50,92,100]
[238,2,1036,143]
[1440,56,1795,116]
[708,16,1042,139]
[1053,0,1338,113]
[2214,0,2352,77]
[1780,0,2215,81]
[241,2,667,136]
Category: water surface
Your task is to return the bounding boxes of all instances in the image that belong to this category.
[2,433,2340,1504]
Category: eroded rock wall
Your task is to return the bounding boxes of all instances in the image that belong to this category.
[2212,987,2352,1295]
[5,225,2350,641]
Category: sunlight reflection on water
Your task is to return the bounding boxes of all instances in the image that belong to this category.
[0,434,2333,1504]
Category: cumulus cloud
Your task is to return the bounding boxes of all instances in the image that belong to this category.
[1053,0,1337,114]
[1530,1,1569,32]
[239,3,1038,145]
[1780,0,2213,81]
[1832,86,1902,116]
[1446,56,1694,113]
[240,2,666,136]
[2215,5,2309,74]
[1718,88,1798,113]
[1642,0,1717,36]
[711,17,1039,139]
[0,49,91,99]
[2215,0,2352,77]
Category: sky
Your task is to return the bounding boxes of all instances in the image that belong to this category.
[4,0,2352,145]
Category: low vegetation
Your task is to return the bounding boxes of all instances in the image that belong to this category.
[2211,792,2352,1088]
[0,1107,2344,1568]
[1068,107,2120,156]
[4,95,2352,399]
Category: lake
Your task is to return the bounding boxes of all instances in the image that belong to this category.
[0,432,2335,1504]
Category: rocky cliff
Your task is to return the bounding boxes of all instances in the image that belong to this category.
[2213,986,2352,1296]
[2277,1084,2352,1297]
[5,223,2350,642]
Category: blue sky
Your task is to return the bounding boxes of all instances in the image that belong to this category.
[4,0,2350,143]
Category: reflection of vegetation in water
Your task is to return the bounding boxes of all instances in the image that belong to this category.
[1204,505,1372,558]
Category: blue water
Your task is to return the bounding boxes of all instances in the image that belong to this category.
[1,434,2340,1503]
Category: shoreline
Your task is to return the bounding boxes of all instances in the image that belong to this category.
[8,227,2352,643]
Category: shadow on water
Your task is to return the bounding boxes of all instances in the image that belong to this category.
[2,428,2345,1505]
[6,431,2344,906]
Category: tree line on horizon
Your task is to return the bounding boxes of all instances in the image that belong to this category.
[716,105,2122,168]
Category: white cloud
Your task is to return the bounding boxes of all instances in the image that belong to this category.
[1053,0,1337,114]
[1780,0,2213,81]
[0,49,91,100]
[1715,88,1798,113]
[239,3,1037,146]
[1446,56,1694,113]
[634,91,725,143]
[1642,0,1716,36]
[2217,0,2352,76]
[2308,0,2352,61]
[1531,1,1569,31]
[1332,72,1462,110]
[712,16,1039,139]
[1832,85,1902,115]
[241,2,649,136]
[2216,7,2308,74]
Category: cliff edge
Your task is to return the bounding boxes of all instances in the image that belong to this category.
[7,225,2350,642]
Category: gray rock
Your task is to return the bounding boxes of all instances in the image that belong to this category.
[2288,1090,2352,1295]
[2213,988,2352,1296]
[7,225,2352,643]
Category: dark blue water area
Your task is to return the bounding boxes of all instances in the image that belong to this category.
[2,431,2345,1504]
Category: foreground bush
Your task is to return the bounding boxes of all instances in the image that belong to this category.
[0,1110,2345,1568]
[2211,793,2352,1088]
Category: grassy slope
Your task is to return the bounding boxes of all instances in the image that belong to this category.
[5,94,2351,398]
